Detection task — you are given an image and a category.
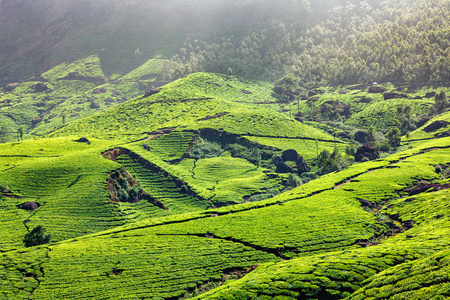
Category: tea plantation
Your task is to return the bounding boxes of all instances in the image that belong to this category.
[1,73,449,299]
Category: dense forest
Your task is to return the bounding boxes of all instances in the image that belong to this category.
[163,0,450,85]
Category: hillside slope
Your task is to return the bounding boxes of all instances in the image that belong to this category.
[0,135,449,299]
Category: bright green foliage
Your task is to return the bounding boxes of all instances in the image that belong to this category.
[41,54,105,80]
[177,154,283,206]
[116,154,209,216]
[121,56,166,81]
[387,126,402,148]
[244,136,346,164]
[406,110,450,142]
[0,247,49,299]
[0,137,127,247]
[140,131,194,161]
[31,230,277,299]
[50,73,335,141]
[273,73,300,100]
[23,225,51,247]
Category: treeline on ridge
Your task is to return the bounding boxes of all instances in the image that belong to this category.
[163,0,450,86]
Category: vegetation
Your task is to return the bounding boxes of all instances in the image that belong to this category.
[23,225,51,247]
[1,1,450,299]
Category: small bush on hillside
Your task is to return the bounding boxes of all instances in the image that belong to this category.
[189,138,223,159]
[24,225,51,247]
[248,193,276,202]
[287,174,303,188]
[316,147,343,175]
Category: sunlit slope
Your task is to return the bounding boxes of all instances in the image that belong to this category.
[0,55,142,137]
[51,73,335,141]
[405,110,450,143]
[1,137,449,299]
[0,137,126,251]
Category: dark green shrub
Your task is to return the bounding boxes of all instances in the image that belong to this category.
[287,174,303,188]
[273,73,300,100]
[345,144,357,156]
[24,225,51,247]
[248,193,276,202]
[189,138,223,159]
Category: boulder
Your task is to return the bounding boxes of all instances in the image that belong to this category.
[74,137,90,144]
[308,90,317,97]
[416,118,431,128]
[32,118,43,125]
[354,130,368,143]
[355,143,379,162]
[423,120,448,132]
[383,92,408,100]
[358,97,372,103]
[17,201,40,211]
[296,156,308,174]
[282,149,299,162]
[425,91,436,98]
[435,130,450,138]
[368,86,387,93]
[93,87,107,94]
[272,156,284,167]
[276,162,293,174]
[144,88,161,98]
[90,101,100,109]
[241,89,252,94]
[32,83,49,93]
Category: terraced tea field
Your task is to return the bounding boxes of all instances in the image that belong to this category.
[1,73,449,299]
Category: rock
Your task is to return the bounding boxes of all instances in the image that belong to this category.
[354,130,368,143]
[32,118,42,125]
[416,118,431,128]
[241,89,252,94]
[355,143,379,162]
[308,90,317,97]
[17,201,40,211]
[423,120,448,132]
[93,87,106,94]
[296,156,308,174]
[357,198,375,209]
[358,97,372,103]
[32,83,49,93]
[144,88,161,98]
[276,162,293,173]
[435,130,450,138]
[282,149,298,162]
[90,101,100,109]
[74,137,90,144]
[272,156,284,167]
[425,91,436,98]
[383,92,408,100]
[368,86,386,93]
[339,90,348,94]
[4,83,19,92]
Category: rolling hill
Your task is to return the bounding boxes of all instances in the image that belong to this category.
[0,71,449,299]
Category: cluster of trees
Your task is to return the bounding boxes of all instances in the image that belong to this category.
[162,0,449,86]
